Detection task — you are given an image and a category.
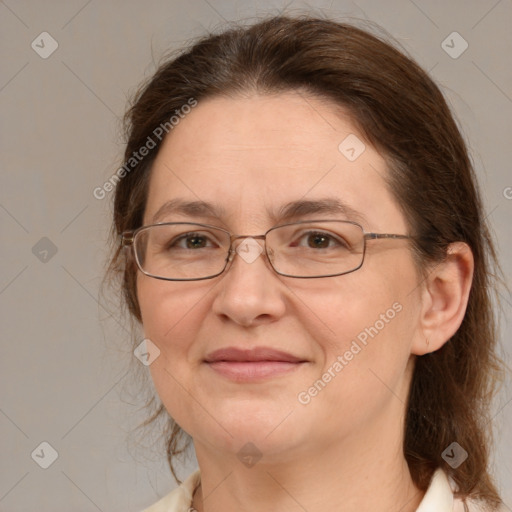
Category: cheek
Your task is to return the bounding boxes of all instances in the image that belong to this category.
[136,275,220,389]
[311,250,419,372]
[317,287,410,384]
[137,276,207,348]
[298,284,416,434]
[137,277,209,429]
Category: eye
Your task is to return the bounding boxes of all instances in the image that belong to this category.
[169,232,218,250]
[294,231,349,249]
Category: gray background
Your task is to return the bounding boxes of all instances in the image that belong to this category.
[0,1,511,511]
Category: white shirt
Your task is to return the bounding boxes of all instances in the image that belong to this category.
[141,468,503,511]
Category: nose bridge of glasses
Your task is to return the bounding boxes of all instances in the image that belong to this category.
[228,234,270,264]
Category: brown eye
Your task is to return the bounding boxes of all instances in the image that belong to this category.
[168,232,216,250]
[307,233,331,249]
[185,235,208,249]
[292,230,349,250]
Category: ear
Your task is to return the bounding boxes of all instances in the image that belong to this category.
[411,242,474,355]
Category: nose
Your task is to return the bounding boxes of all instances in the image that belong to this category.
[210,237,287,327]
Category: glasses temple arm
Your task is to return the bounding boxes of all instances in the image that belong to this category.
[364,233,412,240]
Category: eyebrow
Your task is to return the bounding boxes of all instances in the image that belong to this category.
[275,198,368,225]
[151,199,226,224]
[151,197,368,226]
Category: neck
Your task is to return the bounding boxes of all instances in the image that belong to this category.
[191,416,424,512]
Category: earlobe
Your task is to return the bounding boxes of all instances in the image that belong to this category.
[411,242,474,356]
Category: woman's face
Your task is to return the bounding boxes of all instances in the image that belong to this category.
[137,91,423,460]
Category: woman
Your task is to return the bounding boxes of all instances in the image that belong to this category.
[107,15,506,512]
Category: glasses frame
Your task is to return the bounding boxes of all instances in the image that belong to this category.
[121,220,412,281]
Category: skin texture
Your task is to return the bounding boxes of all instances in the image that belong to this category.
[137,91,474,512]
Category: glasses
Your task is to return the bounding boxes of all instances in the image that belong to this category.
[121,220,411,281]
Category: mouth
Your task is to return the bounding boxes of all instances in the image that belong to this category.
[204,347,308,382]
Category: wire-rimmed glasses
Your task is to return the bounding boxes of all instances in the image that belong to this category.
[121,220,411,281]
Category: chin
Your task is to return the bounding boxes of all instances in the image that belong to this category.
[205,407,303,455]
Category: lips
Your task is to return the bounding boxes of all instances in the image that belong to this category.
[204,346,304,363]
[204,347,307,382]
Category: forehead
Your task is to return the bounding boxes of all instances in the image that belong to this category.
[143,92,405,233]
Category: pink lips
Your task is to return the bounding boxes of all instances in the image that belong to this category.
[204,347,307,382]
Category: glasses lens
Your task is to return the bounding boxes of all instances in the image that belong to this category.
[267,221,364,277]
[134,224,231,280]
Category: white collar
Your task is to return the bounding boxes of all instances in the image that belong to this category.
[416,468,454,511]
[143,467,467,511]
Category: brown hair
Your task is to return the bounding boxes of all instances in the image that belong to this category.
[107,14,505,507]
